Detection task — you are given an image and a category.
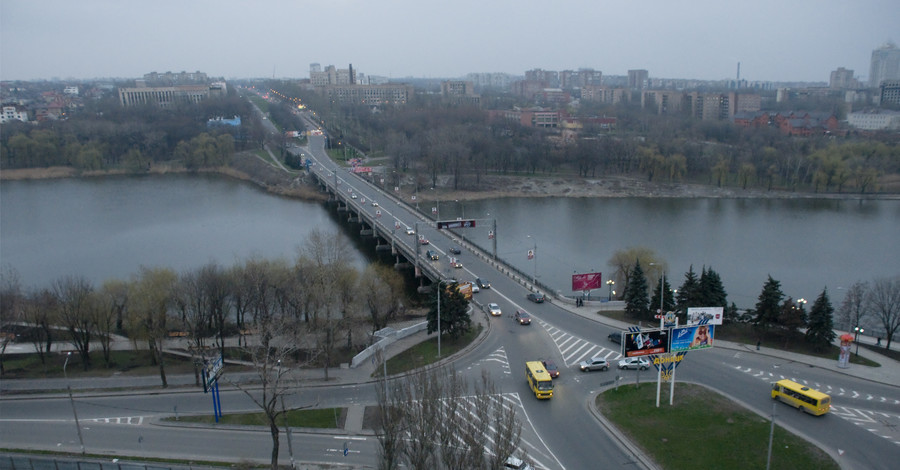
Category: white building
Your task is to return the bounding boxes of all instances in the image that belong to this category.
[847,110,900,131]
[1,104,29,124]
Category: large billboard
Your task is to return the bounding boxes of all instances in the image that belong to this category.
[437,220,476,229]
[687,307,724,325]
[572,272,603,291]
[624,329,669,357]
[669,325,715,352]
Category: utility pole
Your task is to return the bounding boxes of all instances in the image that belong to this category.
[63,352,86,455]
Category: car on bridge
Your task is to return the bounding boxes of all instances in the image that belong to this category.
[526,292,545,303]
[371,201,378,207]
[449,246,461,254]
[476,278,491,289]
[425,250,439,260]
[419,237,430,245]
[405,227,415,235]
[579,356,610,372]
[451,259,463,268]
[618,357,650,370]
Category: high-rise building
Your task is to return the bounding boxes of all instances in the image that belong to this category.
[628,70,649,90]
[869,42,900,87]
[829,67,858,90]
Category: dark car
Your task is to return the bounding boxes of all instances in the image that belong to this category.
[527,292,545,303]
[425,250,439,260]
[476,278,491,289]
[449,246,462,254]
[607,332,622,344]
[514,309,531,325]
[541,359,560,378]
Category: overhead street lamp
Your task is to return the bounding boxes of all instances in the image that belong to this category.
[527,235,537,286]
[854,325,865,356]
[63,352,86,455]
[606,279,615,301]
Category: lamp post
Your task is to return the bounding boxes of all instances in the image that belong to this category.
[527,235,537,286]
[854,325,864,356]
[436,278,446,358]
[63,352,86,455]
[606,280,615,301]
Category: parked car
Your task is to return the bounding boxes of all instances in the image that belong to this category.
[618,357,651,370]
[449,246,462,254]
[425,250,439,260]
[476,278,491,289]
[541,359,560,378]
[488,303,502,316]
[526,292,546,303]
[579,356,610,372]
[607,332,622,344]
[514,309,531,325]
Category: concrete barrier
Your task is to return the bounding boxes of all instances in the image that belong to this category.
[350,321,427,368]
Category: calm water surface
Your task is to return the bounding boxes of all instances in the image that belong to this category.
[3,175,898,308]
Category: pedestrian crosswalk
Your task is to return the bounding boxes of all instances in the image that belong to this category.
[89,416,144,425]
[536,319,623,367]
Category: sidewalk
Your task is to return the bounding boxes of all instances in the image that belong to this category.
[555,297,900,388]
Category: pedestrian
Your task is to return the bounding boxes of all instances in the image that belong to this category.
[756,340,761,351]
[877,337,882,346]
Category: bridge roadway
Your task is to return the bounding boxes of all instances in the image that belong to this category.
[298,133,544,298]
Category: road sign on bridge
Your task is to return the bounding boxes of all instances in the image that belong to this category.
[437,219,476,229]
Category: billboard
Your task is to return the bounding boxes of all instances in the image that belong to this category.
[572,272,602,291]
[687,307,724,325]
[437,220,476,229]
[669,325,715,352]
[624,329,669,357]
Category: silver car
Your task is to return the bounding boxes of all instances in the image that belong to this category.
[618,357,651,370]
[579,357,609,372]
[488,303,502,316]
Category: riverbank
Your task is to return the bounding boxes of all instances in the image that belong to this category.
[4,152,898,202]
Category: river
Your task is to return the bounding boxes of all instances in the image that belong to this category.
[2,174,898,309]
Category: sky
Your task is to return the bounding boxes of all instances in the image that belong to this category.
[1,0,897,83]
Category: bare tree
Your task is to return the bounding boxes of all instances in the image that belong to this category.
[399,368,441,469]
[478,371,522,470]
[837,281,868,331]
[866,276,900,350]
[52,276,96,370]
[22,288,57,366]
[607,246,662,298]
[375,361,405,470]
[360,264,405,332]
[96,280,126,367]
[233,287,311,470]
[1,267,25,374]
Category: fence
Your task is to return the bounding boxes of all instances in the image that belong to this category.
[0,454,221,470]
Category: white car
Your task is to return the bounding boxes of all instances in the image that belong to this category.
[579,357,609,372]
[405,227,415,235]
[504,456,535,470]
[371,201,379,207]
[618,357,651,370]
[470,284,480,293]
[488,303,502,316]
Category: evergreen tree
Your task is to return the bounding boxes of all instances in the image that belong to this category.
[675,265,701,313]
[805,288,836,352]
[754,275,784,334]
[649,276,675,318]
[427,281,471,340]
[699,267,728,308]
[624,261,649,319]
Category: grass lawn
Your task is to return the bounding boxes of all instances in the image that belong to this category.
[374,324,483,377]
[596,383,838,470]
[0,350,198,380]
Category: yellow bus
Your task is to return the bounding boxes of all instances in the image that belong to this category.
[771,379,831,416]
[525,361,554,399]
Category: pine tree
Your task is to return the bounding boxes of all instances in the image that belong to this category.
[624,261,649,319]
[675,265,700,313]
[778,296,807,348]
[699,267,728,308]
[754,275,784,334]
[427,281,471,340]
[805,288,836,352]
[649,276,675,319]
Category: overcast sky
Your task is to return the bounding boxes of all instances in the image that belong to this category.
[1,0,897,83]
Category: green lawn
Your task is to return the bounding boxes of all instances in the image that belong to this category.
[596,383,838,470]
[373,324,483,377]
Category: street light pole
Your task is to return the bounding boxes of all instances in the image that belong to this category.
[63,352,86,455]
[854,325,864,356]
[607,279,615,301]
[437,279,443,358]
[527,235,537,286]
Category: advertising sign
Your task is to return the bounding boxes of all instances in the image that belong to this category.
[687,307,724,325]
[669,325,715,352]
[572,272,602,291]
[624,329,669,357]
[437,220,476,229]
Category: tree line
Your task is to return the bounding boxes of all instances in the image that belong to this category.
[611,246,900,351]
[269,80,899,195]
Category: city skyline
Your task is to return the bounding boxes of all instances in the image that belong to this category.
[1,0,897,84]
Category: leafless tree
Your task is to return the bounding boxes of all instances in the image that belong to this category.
[52,276,96,370]
[866,276,900,350]
[398,367,441,469]
[360,264,405,332]
[837,281,868,331]
[22,288,57,366]
[96,280,126,367]
[608,246,662,297]
[233,284,312,470]
[375,358,405,470]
